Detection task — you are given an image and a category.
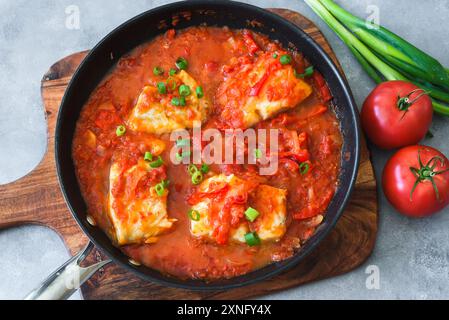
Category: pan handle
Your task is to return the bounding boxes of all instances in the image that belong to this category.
[24,242,111,300]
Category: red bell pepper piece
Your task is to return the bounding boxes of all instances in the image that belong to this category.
[312,71,332,102]
[242,30,259,55]
[249,71,270,96]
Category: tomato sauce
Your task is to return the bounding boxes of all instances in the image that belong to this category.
[72,27,342,280]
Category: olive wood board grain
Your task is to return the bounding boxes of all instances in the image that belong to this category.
[0,8,378,300]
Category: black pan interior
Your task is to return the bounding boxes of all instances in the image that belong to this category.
[55,0,360,290]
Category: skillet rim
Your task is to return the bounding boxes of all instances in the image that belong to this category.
[55,0,361,291]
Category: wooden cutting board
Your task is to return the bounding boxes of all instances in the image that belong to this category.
[0,9,378,300]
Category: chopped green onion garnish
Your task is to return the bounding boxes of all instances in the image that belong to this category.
[188,209,201,221]
[176,57,188,70]
[304,66,315,76]
[166,77,177,91]
[144,152,153,162]
[280,54,292,65]
[179,84,191,97]
[191,171,203,185]
[299,162,310,175]
[179,96,186,106]
[153,66,164,76]
[171,97,181,106]
[157,82,167,94]
[196,86,204,99]
[176,139,190,147]
[254,149,263,159]
[149,156,164,168]
[169,68,177,76]
[116,125,126,137]
[155,181,167,197]
[200,164,210,174]
[245,207,260,222]
[295,66,314,78]
[172,96,186,107]
[273,53,278,59]
[245,232,261,247]
[188,164,199,176]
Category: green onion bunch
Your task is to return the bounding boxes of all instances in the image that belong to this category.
[305,0,449,116]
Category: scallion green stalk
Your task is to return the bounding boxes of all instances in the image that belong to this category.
[305,0,449,116]
[317,0,449,90]
[305,0,405,82]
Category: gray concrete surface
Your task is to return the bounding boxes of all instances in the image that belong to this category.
[0,0,448,300]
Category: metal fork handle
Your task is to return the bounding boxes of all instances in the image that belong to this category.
[24,242,111,300]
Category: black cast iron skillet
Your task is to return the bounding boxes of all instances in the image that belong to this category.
[26,0,360,298]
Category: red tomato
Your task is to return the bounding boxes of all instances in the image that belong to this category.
[361,81,433,149]
[383,145,449,217]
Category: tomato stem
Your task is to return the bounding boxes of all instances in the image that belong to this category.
[409,150,449,201]
[397,89,429,113]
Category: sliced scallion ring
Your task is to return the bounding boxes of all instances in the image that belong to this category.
[149,156,164,168]
[116,125,126,137]
[200,164,210,174]
[171,97,181,106]
[179,84,191,97]
[244,207,260,222]
[245,232,261,247]
[154,180,169,197]
[188,164,199,176]
[179,96,186,106]
[188,209,201,221]
[176,57,188,70]
[280,54,292,65]
[157,82,167,94]
[155,183,165,197]
[295,66,314,79]
[196,86,204,99]
[191,171,203,185]
[153,66,164,76]
[299,162,310,175]
[166,76,177,91]
[144,152,153,162]
[162,180,170,188]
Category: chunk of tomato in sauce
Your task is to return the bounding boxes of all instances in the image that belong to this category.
[293,189,334,220]
[204,61,219,73]
[242,30,260,55]
[278,130,310,163]
[165,29,176,40]
[312,71,332,103]
[94,110,121,130]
